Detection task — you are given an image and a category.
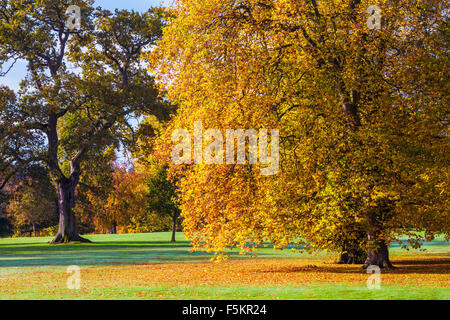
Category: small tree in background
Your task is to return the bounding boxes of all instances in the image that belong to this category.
[147,165,181,242]
[7,166,57,236]
[95,163,148,234]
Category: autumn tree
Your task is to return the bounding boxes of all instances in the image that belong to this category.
[147,0,449,267]
[94,163,149,234]
[0,0,168,242]
[7,166,57,236]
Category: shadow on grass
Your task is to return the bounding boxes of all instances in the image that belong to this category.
[0,240,212,267]
[256,257,450,275]
[1,236,448,271]
[393,259,450,265]
[0,240,281,268]
[0,241,191,250]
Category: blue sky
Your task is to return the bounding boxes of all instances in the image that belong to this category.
[96,0,170,12]
[0,0,171,90]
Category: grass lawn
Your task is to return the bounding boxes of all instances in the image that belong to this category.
[0,232,448,300]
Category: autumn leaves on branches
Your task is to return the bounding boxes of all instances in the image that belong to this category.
[145,0,449,267]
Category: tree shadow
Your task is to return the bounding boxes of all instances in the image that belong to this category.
[256,258,450,275]
[0,240,216,268]
[393,259,450,266]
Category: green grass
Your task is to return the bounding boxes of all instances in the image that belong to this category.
[1,232,447,268]
[0,232,336,268]
[0,233,206,268]
[3,284,448,300]
[0,232,448,300]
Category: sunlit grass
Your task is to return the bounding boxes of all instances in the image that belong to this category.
[0,232,448,300]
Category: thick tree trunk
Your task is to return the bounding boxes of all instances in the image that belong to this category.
[50,179,90,244]
[47,114,89,244]
[364,240,393,269]
[363,215,393,269]
[110,221,117,234]
[171,214,177,243]
[32,223,36,237]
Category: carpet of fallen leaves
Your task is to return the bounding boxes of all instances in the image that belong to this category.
[1,254,448,298]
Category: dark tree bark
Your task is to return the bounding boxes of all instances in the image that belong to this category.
[110,221,117,234]
[364,240,393,269]
[50,178,90,244]
[336,85,367,264]
[363,215,394,269]
[47,114,90,244]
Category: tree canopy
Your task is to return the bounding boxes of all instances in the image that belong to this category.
[0,0,168,242]
[146,0,449,267]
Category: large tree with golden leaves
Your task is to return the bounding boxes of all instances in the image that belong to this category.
[146,0,449,267]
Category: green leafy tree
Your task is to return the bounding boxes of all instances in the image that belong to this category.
[147,165,181,242]
[0,0,168,242]
[0,86,43,191]
[74,147,116,234]
[0,187,12,237]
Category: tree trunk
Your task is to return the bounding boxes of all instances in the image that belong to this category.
[110,221,117,234]
[171,214,177,243]
[32,223,36,237]
[363,215,393,269]
[47,114,89,244]
[50,179,90,244]
[364,240,393,269]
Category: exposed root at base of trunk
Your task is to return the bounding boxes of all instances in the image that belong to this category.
[49,233,92,244]
[363,243,395,269]
[337,250,366,265]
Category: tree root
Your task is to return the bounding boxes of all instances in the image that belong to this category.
[49,233,92,244]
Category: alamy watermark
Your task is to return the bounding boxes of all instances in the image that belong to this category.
[66,5,81,30]
[66,265,81,290]
[367,5,382,30]
[366,265,381,290]
[171,122,279,176]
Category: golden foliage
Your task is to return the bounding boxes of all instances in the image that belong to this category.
[143,0,449,257]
